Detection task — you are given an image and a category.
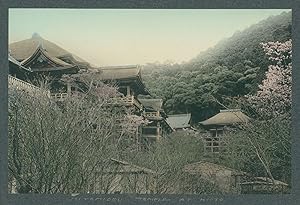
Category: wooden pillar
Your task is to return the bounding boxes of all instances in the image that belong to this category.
[126,86,130,96]
[137,125,142,149]
[67,82,71,94]
[156,122,160,141]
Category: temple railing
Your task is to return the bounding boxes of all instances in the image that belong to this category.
[109,95,143,110]
[50,93,69,101]
[143,112,160,118]
[8,75,50,96]
[143,112,163,120]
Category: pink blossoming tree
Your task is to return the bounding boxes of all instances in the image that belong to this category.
[247,39,292,118]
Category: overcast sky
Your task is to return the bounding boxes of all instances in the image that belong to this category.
[9,9,290,66]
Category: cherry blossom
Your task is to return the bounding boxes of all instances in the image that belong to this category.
[247,39,292,118]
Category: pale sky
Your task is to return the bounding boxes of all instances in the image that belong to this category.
[9,9,290,66]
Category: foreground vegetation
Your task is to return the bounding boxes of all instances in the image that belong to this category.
[8,83,291,194]
[8,85,223,194]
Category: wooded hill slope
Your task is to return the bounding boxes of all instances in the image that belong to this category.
[142,11,291,122]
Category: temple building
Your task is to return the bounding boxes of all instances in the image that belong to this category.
[9,33,92,98]
[139,98,174,143]
[8,34,173,145]
[96,65,150,112]
[67,67,173,144]
[199,109,251,153]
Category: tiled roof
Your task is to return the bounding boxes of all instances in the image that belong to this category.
[8,54,32,72]
[139,98,163,111]
[199,109,250,126]
[9,34,88,64]
[97,65,141,80]
[19,44,77,72]
[166,113,191,129]
[20,45,72,67]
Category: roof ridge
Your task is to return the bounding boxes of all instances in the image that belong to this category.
[168,113,191,117]
[220,109,241,113]
[139,98,162,101]
[101,65,139,70]
[44,51,73,67]
[8,54,32,72]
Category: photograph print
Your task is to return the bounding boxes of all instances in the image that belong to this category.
[7,9,292,195]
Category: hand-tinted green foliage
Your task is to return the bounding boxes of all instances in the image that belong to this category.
[142,11,291,122]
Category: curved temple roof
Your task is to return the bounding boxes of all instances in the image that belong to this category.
[199,109,250,126]
[95,65,150,95]
[98,65,142,80]
[138,98,163,111]
[8,54,32,72]
[166,113,191,129]
[9,34,152,95]
[9,33,91,69]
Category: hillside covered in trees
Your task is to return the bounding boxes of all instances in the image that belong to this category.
[142,11,291,122]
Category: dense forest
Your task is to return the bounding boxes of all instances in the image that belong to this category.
[142,11,292,122]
